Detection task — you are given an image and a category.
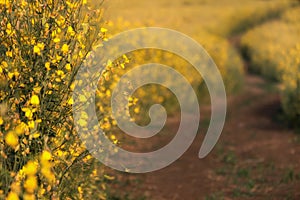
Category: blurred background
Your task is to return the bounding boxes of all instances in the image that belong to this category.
[99,0,300,199]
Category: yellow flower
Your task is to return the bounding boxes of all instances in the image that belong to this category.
[24,176,37,193]
[8,72,14,79]
[21,108,35,119]
[30,38,36,45]
[40,151,55,183]
[1,61,8,68]
[23,161,38,176]
[33,43,45,55]
[20,0,28,7]
[78,50,84,58]
[28,121,35,129]
[123,54,130,63]
[65,63,72,71]
[32,132,40,139]
[67,26,75,36]
[23,194,35,200]
[6,192,19,200]
[67,97,73,105]
[15,123,28,135]
[45,62,51,71]
[53,37,60,43]
[33,86,41,94]
[61,44,69,54]
[100,27,107,33]
[56,54,62,61]
[78,186,83,194]
[5,131,19,148]
[6,51,13,57]
[134,107,140,114]
[30,95,40,105]
[41,167,55,183]
[6,23,12,35]
[103,71,110,81]
[106,59,112,67]
[110,135,116,140]
[41,151,52,163]
[37,42,45,50]
[33,46,41,55]
[55,150,64,157]
[0,116,3,125]
[56,70,64,76]
[56,15,65,26]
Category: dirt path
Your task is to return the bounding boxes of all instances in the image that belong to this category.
[109,37,300,200]
[148,74,300,198]
[110,74,300,200]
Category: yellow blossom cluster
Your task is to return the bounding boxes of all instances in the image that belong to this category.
[0,0,113,199]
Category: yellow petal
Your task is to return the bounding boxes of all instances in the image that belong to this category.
[100,27,107,33]
[24,176,37,193]
[32,132,40,138]
[0,117,3,125]
[23,161,38,176]
[67,97,73,105]
[33,46,40,54]
[5,131,19,148]
[45,62,51,70]
[53,37,60,43]
[65,63,71,71]
[28,121,35,129]
[7,192,19,200]
[41,151,52,162]
[30,95,40,105]
[15,123,28,135]
[61,44,69,54]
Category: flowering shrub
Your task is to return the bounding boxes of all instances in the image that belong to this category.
[241,20,300,80]
[280,44,300,128]
[241,6,300,127]
[0,0,114,199]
